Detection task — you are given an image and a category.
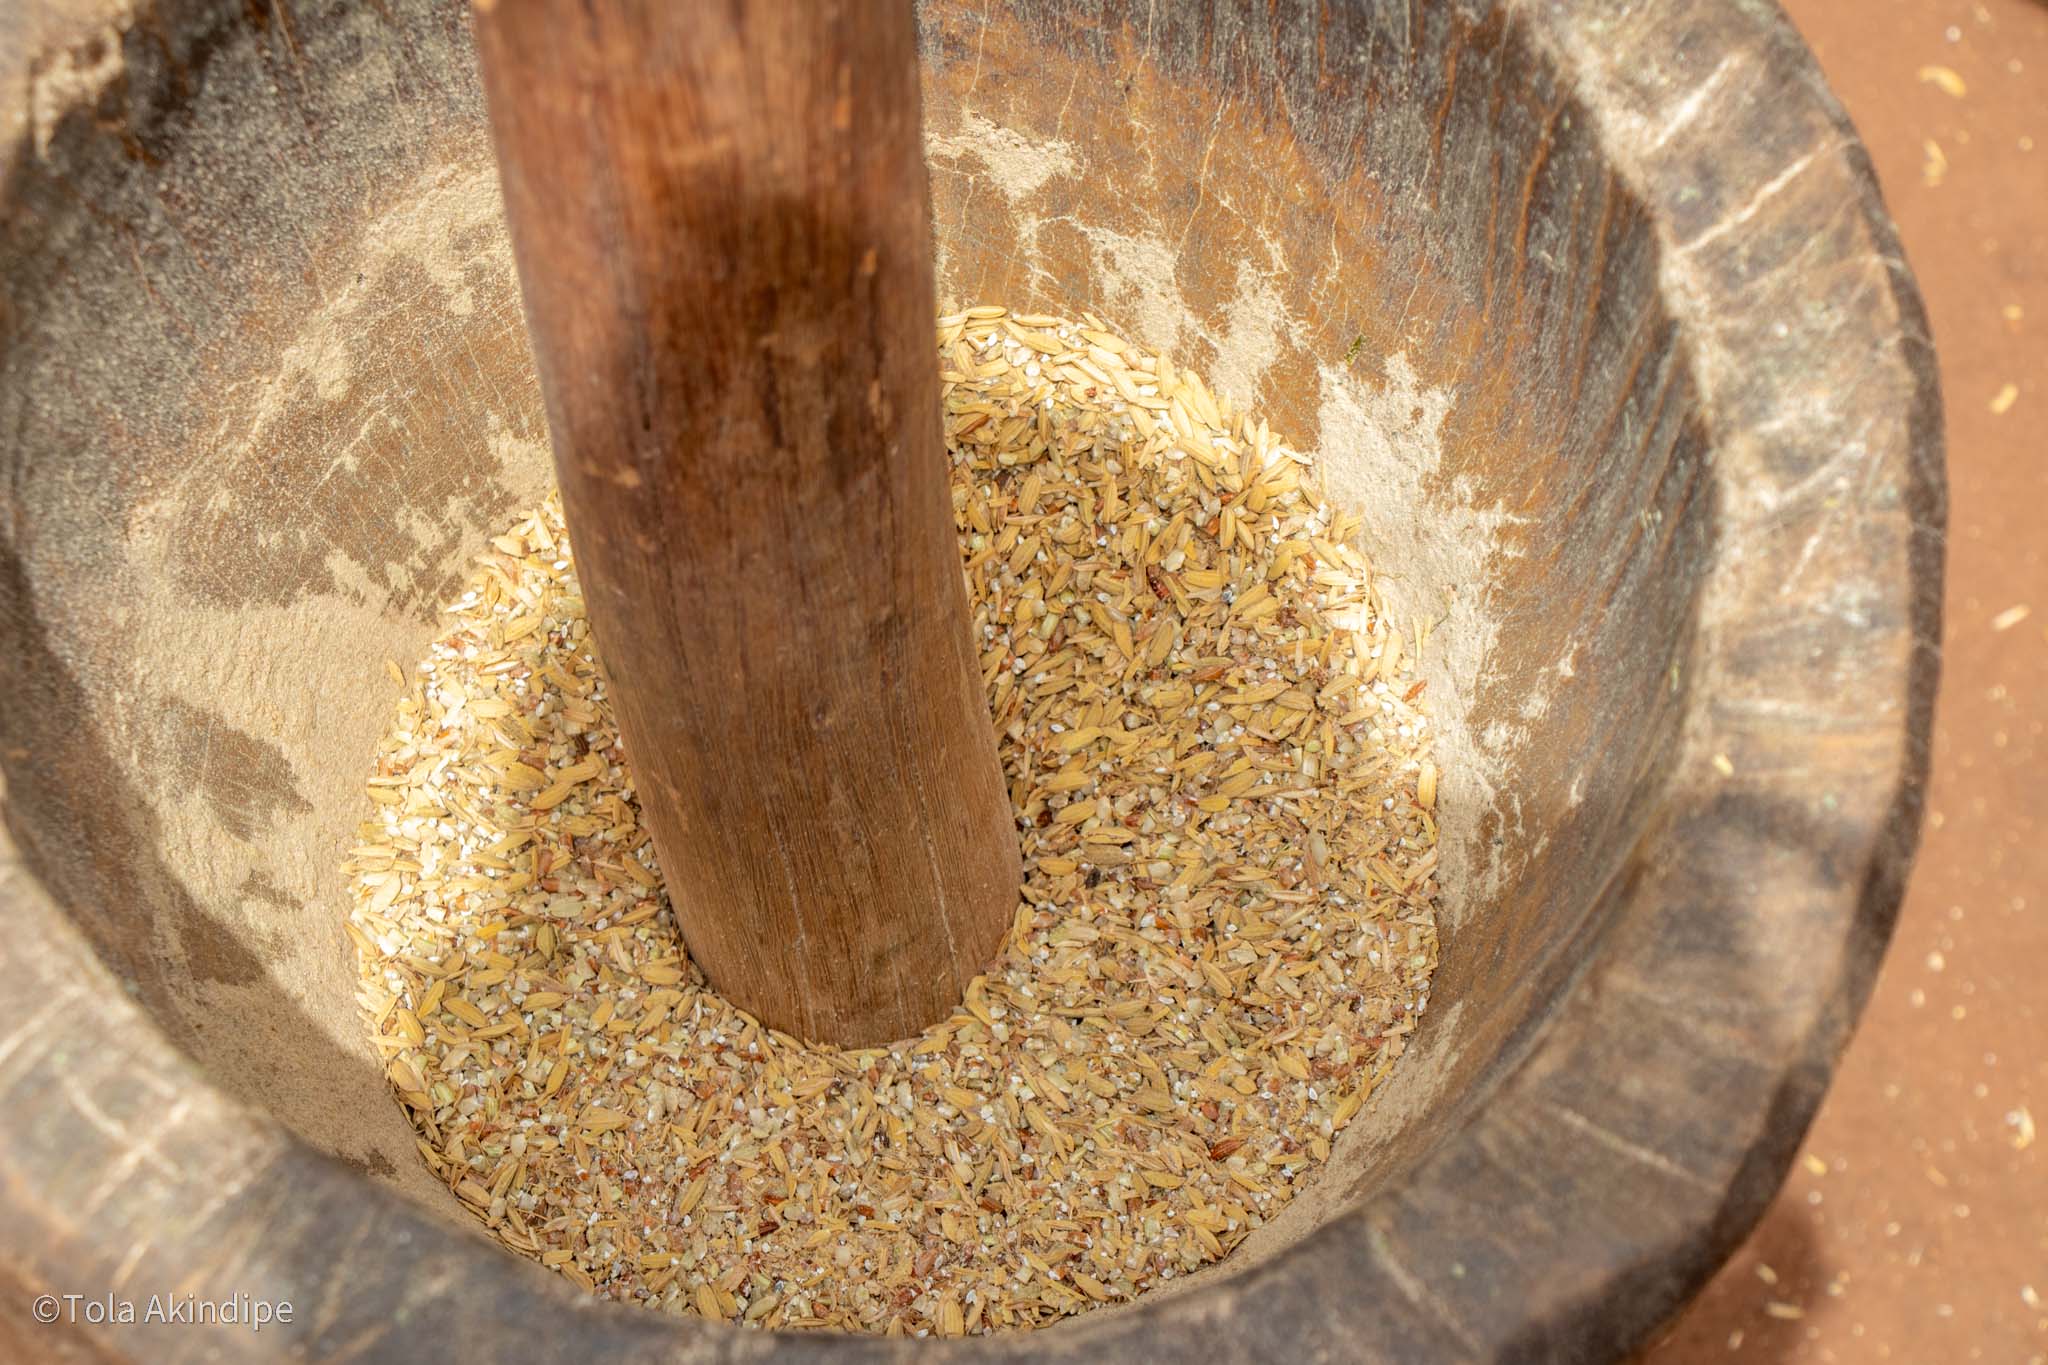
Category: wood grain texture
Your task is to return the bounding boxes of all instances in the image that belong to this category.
[471,0,1020,1045]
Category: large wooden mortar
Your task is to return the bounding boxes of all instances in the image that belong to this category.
[0,1,1941,1360]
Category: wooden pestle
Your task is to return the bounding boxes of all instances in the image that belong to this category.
[472,0,1020,1046]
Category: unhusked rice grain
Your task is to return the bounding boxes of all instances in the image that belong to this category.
[344,305,1441,1335]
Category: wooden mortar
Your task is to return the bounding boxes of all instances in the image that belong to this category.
[0,1,1942,1359]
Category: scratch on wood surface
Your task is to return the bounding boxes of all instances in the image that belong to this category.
[1368,1222,1485,1354]
[1645,53,1742,152]
[1679,145,1839,257]
[1176,102,1228,255]
[1545,1100,1719,1193]
[68,1082,190,1214]
[0,981,85,1072]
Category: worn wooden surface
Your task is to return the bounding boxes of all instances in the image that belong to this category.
[0,0,1940,1360]
[471,0,1020,1046]
[1650,1,2043,1354]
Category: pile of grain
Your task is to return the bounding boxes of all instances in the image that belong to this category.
[344,306,1440,1335]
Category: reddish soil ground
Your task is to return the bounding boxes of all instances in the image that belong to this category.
[1645,1,2047,1360]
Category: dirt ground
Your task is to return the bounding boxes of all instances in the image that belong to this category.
[1644,0,2047,1360]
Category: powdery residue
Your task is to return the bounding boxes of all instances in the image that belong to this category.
[931,97,1301,431]
[1205,256,1297,406]
[927,110,1079,201]
[213,162,511,455]
[1069,224,1298,421]
[121,586,453,1209]
[25,14,131,160]
[101,164,551,1216]
[1312,355,1521,932]
[927,111,1078,289]
[5,0,554,1235]
[1230,359,1527,1222]
[1071,225,1188,354]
